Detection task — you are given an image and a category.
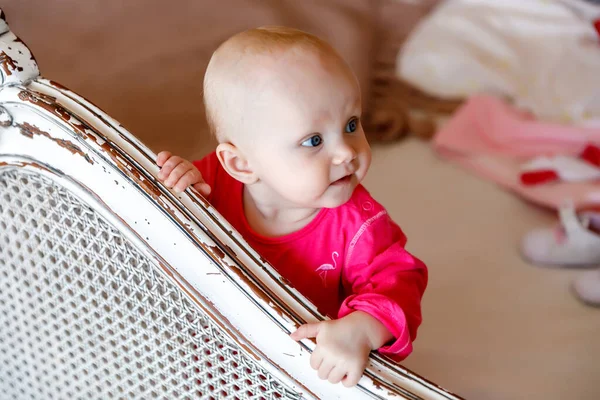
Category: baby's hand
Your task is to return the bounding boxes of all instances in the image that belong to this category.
[156,151,211,195]
[290,311,392,387]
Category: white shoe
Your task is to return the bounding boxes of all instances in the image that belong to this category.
[572,270,600,307]
[520,204,600,267]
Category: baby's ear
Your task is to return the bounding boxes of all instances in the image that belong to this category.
[216,142,258,184]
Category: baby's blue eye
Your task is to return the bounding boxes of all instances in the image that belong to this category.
[345,118,358,133]
[302,135,323,147]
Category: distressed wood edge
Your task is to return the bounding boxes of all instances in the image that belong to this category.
[0,10,39,86]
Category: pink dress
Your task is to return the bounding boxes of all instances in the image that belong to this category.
[194,153,428,361]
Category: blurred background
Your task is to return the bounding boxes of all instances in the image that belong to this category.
[2,1,599,399]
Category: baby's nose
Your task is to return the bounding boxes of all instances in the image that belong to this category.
[332,142,357,165]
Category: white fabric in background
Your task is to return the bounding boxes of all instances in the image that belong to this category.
[397,0,600,126]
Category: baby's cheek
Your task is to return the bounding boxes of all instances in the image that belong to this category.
[307,169,331,194]
[291,173,325,202]
[360,148,372,170]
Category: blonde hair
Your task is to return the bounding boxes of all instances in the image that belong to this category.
[203,26,338,142]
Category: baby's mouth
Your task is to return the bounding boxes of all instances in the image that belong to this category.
[332,174,352,185]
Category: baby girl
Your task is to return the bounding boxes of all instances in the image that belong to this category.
[156,27,428,387]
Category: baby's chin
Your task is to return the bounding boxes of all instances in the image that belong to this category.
[290,192,351,210]
[288,177,361,209]
[321,185,358,208]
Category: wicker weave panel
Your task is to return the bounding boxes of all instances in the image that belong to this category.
[0,169,302,400]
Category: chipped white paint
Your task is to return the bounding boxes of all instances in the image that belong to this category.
[0,8,462,400]
[0,12,38,85]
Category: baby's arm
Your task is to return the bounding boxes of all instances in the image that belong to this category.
[292,212,427,387]
[156,151,211,196]
[290,311,392,387]
[337,224,427,362]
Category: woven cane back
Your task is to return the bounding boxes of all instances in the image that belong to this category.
[0,169,300,400]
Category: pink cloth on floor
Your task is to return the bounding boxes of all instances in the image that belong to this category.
[433,95,600,210]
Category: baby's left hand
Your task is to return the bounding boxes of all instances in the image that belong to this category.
[290,311,392,387]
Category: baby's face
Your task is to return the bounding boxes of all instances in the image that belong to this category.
[243,48,371,209]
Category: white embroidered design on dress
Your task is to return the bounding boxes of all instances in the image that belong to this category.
[316,251,339,286]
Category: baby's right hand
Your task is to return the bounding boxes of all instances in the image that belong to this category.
[156,151,211,196]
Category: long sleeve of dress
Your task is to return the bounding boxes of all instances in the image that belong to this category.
[338,212,428,361]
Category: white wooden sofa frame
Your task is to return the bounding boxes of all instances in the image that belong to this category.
[0,9,463,400]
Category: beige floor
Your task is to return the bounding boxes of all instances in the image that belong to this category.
[363,139,600,400]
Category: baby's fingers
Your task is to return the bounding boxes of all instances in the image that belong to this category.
[192,182,211,197]
[309,347,323,371]
[327,366,347,385]
[173,169,201,193]
[342,364,364,388]
[317,359,335,381]
[164,162,191,188]
[156,151,172,167]
[169,168,204,193]
[158,155,183,180]
[290,323,321,341]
